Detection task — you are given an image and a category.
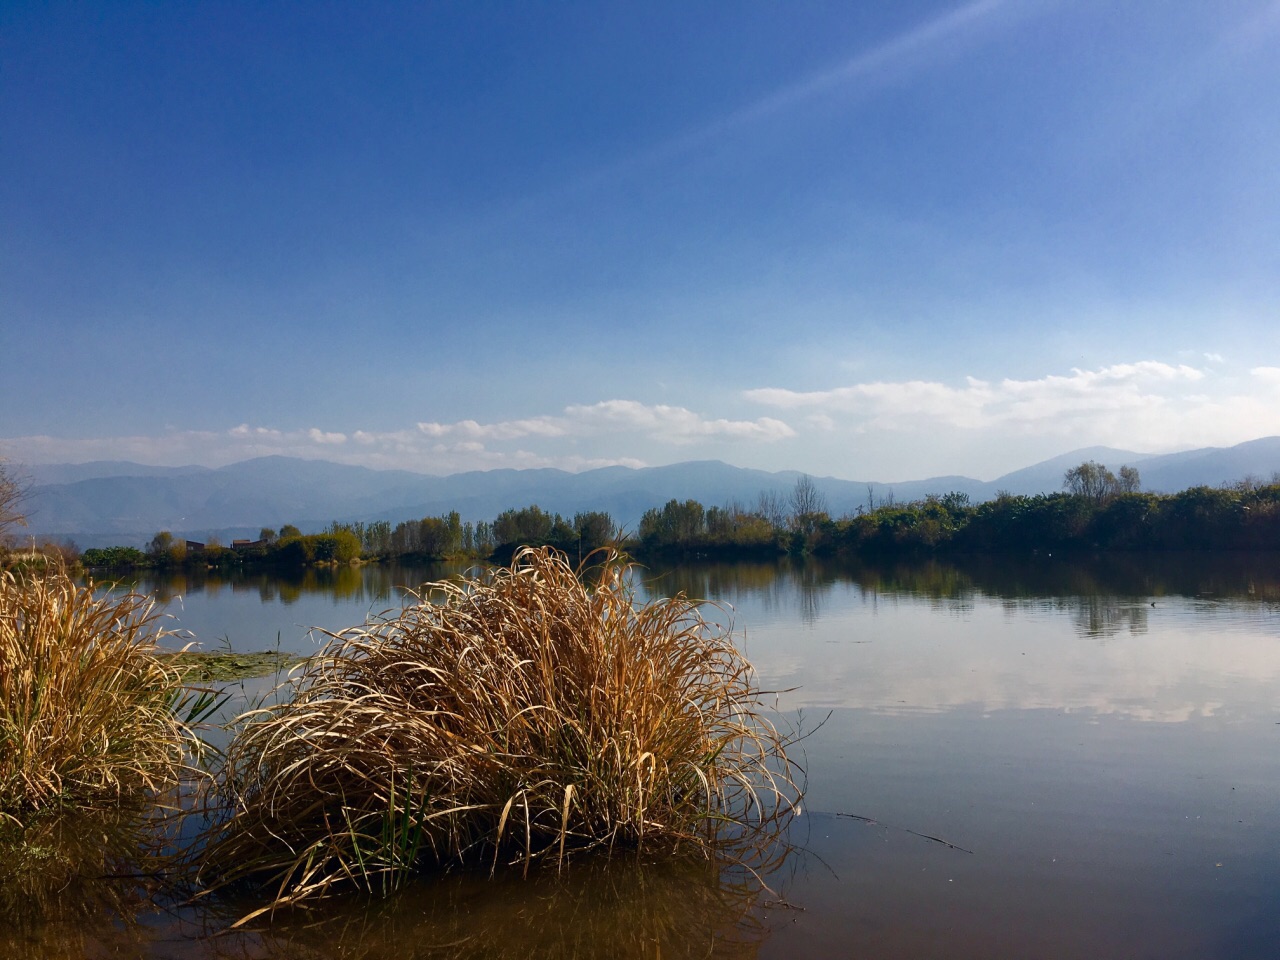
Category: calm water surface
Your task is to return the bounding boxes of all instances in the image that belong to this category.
[22,554,1280,957]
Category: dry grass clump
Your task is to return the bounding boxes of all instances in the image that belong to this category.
[199,547,798,911]
[0,567,207,815]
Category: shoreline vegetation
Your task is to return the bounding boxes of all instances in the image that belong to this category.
[43,462,1280,575]
[1,539,799,926]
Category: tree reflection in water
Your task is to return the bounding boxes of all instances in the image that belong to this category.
[641,551,1280,640]
[125,561,474,609]
[642,558,842,626]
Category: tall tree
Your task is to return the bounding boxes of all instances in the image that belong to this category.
[574,511,615,552]
[148,530,175,556]
[1063,461,1118,503]
[789,474,829,537]
[790,474,828,518]
[755,488,787,529]
[1118,465,1141,493]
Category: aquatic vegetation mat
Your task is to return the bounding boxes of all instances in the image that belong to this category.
[199,547,799,914]
[0,567,216,815]
[162,649,304,682]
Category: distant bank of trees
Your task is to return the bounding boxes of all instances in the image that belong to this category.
[80,508,619,570]
[633,464,1280,558]
[787,464,1280,557]
[70,462,1280,572]
[634,475,830,558]
[83,526,364,570]
[324,507,616,563]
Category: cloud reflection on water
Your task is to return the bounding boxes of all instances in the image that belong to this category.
[643,554,1280,723]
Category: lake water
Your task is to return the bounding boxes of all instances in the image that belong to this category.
[18,554,1280,957]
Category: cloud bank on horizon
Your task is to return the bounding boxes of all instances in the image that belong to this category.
[6,361,1278,482]
[3,3,1279,482]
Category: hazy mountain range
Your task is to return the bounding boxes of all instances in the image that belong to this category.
[15,436,1280,549]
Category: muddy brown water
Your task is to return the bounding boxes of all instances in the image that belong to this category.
[14,553,1279,958]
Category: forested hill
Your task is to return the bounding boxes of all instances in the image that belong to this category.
[17,437,1280,548]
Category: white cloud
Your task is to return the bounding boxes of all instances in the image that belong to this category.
[416,401,794,449]
[3,400,792,474]
[747,378,992,429]
[307,428,347,445]
[230,424,283,440]
[549,0,1016,204]
[745,361,1278,452]
[562,400,795,444]
[1251,366,1280,386]
[415,418,567,441]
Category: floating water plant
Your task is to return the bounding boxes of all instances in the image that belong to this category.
[199,547,799,913]
[161,649,303,682]
[0,568,216,816]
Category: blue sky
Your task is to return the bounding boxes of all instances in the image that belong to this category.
[3,1,1279,482]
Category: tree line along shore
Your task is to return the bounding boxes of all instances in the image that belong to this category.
[9,461,1280,573]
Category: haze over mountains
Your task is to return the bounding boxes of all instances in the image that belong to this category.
[16,437,1280,549]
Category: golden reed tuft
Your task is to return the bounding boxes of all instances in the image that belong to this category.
[198,547,800,915]
[0,568,202,815]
